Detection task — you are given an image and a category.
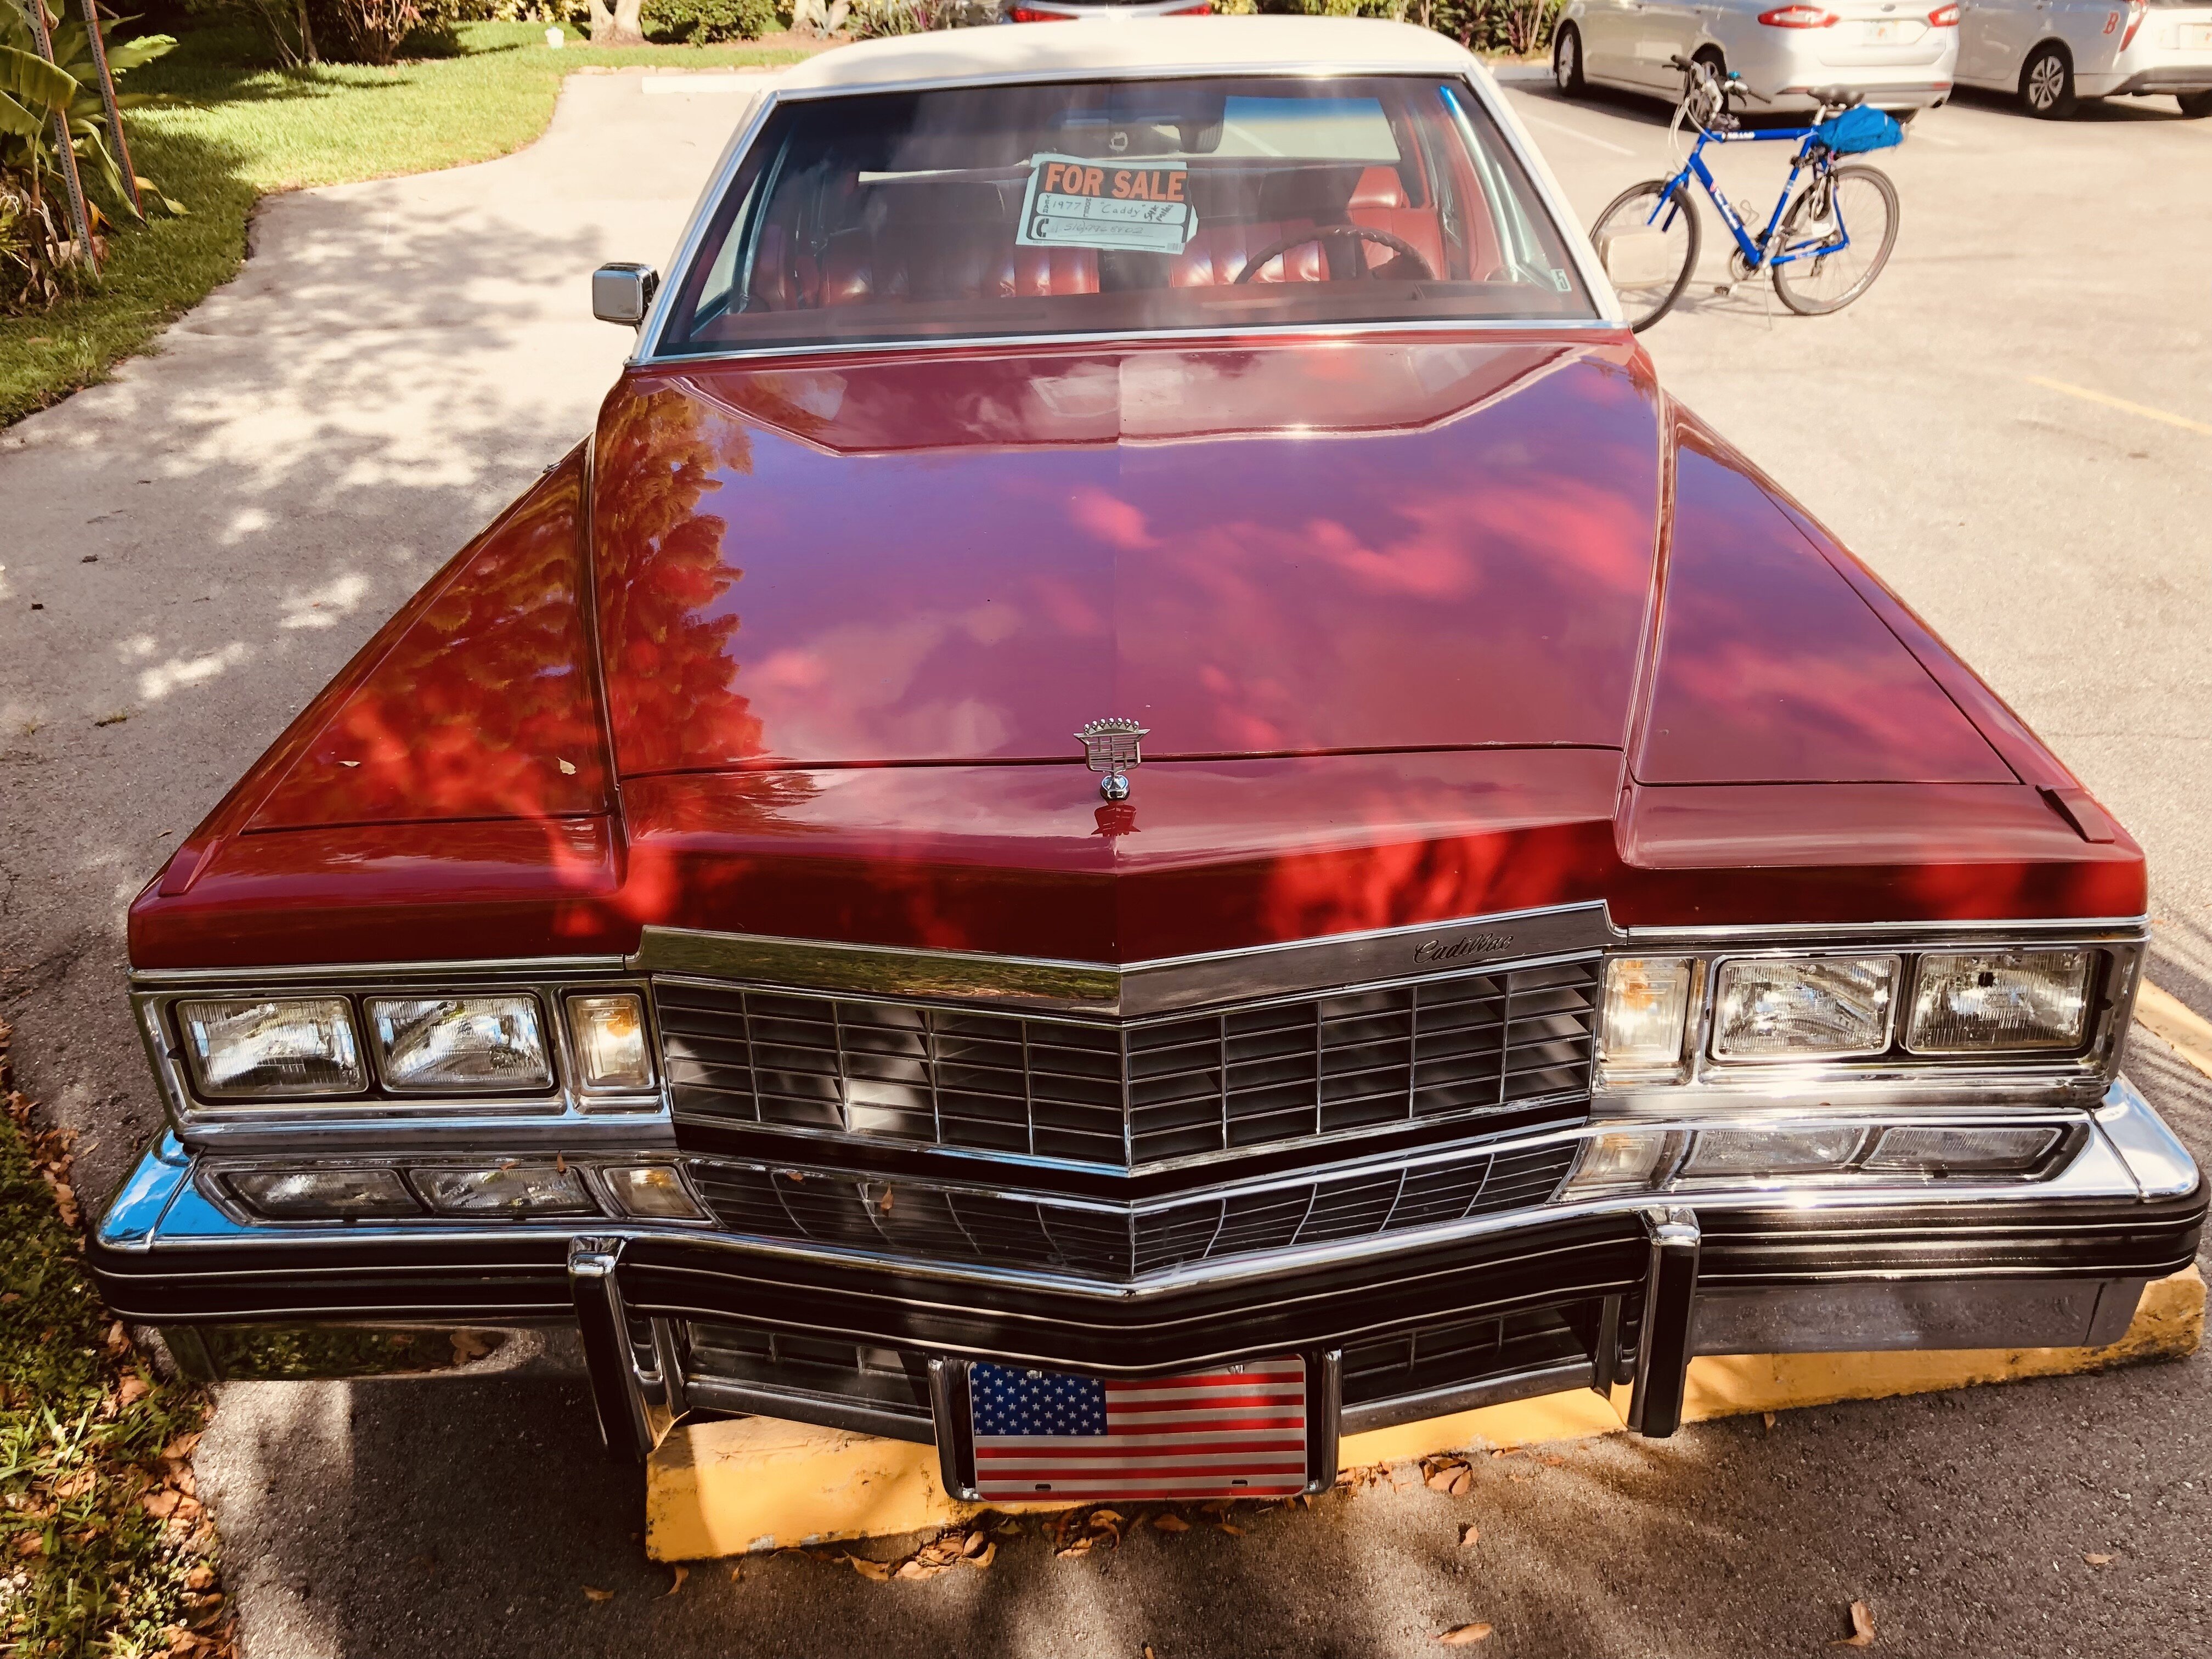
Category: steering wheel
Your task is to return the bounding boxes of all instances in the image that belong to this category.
[1232,224,1436,285]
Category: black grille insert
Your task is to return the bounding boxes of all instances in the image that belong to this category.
[658,958,1597,1172]
[686,1140,1578,1284]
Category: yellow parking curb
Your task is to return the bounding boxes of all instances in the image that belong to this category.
[644,1266,2202,1561]
[2138,981,2212,1080]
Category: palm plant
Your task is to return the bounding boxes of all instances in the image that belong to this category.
[1,0,173,306]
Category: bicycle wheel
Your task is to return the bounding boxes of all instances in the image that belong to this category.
[1771,165,1898,317]
[1591,179,1700,332]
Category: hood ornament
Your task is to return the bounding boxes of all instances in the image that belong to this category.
[1076,718,1148,802]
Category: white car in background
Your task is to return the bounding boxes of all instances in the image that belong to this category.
[1553,0,1960,114]
[1954,0,2212,117]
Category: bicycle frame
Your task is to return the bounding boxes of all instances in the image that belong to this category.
[1647,123,1846,274]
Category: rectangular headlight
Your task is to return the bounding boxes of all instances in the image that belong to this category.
[1863,1125,2061,1174]
[1599,957,1693,1073]
[368,996,552,1094]
[1678,1125,1865,1178]
[413,1163,593,1216]
[1711,957,1897,1062]
[1905,950,2091,1054]
[179,998,365,1099]
[227,1167,420,1219]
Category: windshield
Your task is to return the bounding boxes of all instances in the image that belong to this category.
[655,75,1596,357]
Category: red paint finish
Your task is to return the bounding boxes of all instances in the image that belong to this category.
[127,330,2147,974]
[591,338,1663,772]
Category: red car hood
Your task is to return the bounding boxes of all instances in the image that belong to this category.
[588,337,1664,772]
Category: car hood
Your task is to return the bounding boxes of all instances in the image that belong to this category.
[588,337,1666,774]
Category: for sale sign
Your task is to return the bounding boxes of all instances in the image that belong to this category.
[1018,153,1199,255]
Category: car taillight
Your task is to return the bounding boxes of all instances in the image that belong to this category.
[2121,0,2146,47]
[1757,5,1838,23]
[1007,5,1068,18]
[1926,2,1959,24]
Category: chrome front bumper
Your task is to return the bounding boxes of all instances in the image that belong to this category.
[94,1080,2204,1467]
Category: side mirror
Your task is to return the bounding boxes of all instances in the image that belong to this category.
[593,263,659,328]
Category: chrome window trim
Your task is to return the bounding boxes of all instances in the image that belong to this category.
[635,899,1613,1017]
[632,63,1619,367]
[132,1096,2169,1306]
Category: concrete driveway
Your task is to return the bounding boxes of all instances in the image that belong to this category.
[3,61,2210,1659]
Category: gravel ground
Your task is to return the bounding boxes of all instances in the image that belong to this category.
[2,61,2208,1659]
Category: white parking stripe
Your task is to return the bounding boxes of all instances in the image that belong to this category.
[1506,104,1639,157]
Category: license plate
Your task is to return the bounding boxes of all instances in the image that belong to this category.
[968,1355,1308,1500]
[1863,18,1910,41]
[2182,22,2212,44]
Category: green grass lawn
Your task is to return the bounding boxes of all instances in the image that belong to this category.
[0,22,811,427]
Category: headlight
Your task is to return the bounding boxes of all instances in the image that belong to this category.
[368,996,552,1094]
[227,1167,419,1219]
[1905,950,2091,1054]
[178,998,365,1099]
[1678,1125,1864,1177]
[1709,957,1897,1062]
[1598,957,1693,1074]
[414,1163,592,1216]
[1863,1125,2061,1173]
[569,992,654,1091]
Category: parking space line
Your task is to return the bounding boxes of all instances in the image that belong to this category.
[2027,376,2212,436]
[1505,104,1639,157]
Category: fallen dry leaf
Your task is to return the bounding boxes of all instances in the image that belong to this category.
[1152,1513,1191,1533]
[1217,1522,1245,1536]
[1539,1454,1565,1468]
[1830,1600,1875,1647]
[877,1187,894,1215]
[664,1565,687,1596]
[2085,1553,2115,1567]
[1143,1647,1158,1659]
[729,1564,742,1582]
[1458,1524,1480,1548]
[1763,1413,1778,1432]
[966,1540,996,1570]
[850,1555,892,1581]
[961,1528,989,1557]
[582,1585,613,1603]
[1507,1471,1533,1483]
[1437,1623,1493,1645]
[116,1375,149,1408]
[14,1532,44,1559]
[558,759,578,775]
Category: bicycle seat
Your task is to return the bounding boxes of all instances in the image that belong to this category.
[1804,86,1864,107]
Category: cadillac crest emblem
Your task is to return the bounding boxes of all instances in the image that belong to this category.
[1076,717,1148,802]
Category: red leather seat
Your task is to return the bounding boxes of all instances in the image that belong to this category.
[1169,219,1323,287]
[816,228,1099,307]
[1346,166,1447,279]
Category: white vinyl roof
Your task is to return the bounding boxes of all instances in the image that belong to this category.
[777,16,1486,94]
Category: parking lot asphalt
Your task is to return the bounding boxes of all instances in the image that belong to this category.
[2,61,2210,1659]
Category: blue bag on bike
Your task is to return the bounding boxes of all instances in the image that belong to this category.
[1810,105,1903,154]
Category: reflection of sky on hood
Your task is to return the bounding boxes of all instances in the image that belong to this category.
[631,341,1661,772]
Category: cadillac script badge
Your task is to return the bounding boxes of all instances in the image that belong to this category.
[1077,718,1148,802]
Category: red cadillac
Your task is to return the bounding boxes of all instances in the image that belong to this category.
[93,19,2200,1500]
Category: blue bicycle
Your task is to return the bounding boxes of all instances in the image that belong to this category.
[1590,58,1901,330]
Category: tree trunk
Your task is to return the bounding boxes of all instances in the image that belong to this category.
[593,0,646,44]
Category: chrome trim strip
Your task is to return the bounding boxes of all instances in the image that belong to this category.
[1622,916,2150,943]
[634,64,1618,366]
[1339,1355,1593,1436]
[635,901,1612,1017]
[130,956,631,985]
[121,1090,2179,1306]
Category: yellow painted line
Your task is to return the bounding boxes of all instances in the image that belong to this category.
[2027,375,2212,437]
[645,1268,2202,1561]
[2140,981,2212,1080]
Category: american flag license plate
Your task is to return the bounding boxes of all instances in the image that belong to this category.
[969,1356,1309,1501]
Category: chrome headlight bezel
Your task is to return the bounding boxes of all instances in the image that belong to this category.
[134,963,669,1131]
[1593,923,2142,1105]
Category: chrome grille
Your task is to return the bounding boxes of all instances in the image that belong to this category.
[657,958,1597,1171]
[686,1142,1578,1283]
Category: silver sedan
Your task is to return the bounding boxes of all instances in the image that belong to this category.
[1554,0,1961,114]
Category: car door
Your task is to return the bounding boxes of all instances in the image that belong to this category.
[1613,0,1699,87]
[1958,0,2036,82]
[2051,0,2125,80]
[1576,0,1644,83]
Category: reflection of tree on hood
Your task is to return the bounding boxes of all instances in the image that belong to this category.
[251,456,617,829]
[594,385,775,776]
